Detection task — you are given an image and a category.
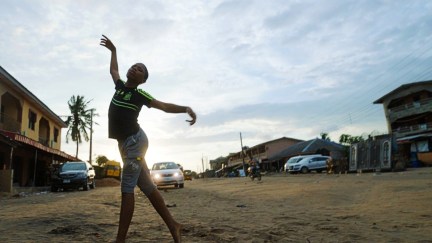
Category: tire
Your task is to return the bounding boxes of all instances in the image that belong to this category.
[179,183,184,188]
[301,167,309,174]
[51,186,58,192]
[90,179,96,189]
[83,179,89,191]
[257,175,262,181]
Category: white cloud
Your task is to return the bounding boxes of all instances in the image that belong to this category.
[1,0,431,171]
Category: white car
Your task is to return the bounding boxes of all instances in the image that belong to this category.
[150,162,184,188]
[285,154,331,174]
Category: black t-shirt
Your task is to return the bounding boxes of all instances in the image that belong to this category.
[108,79,154,140]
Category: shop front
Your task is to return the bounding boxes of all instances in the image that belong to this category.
[0,130,76,193]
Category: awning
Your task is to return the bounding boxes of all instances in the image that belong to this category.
[0,132,20,147]
[0,130,76,160]
[396,133,432,144]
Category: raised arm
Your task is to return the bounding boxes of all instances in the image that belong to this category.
[100,35,120,83]
[150,99,197,125]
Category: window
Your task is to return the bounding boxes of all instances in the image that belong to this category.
[28,110,37,130]
[54,128,59,143]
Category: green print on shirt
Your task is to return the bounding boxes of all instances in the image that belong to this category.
[123,92,132,101]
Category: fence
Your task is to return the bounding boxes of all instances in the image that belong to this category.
[349,135,394,172]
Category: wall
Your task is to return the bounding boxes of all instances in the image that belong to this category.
[1,86,62,150]
[0,169,13,192]
[267,139,301,155]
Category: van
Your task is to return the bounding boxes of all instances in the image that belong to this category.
[105,160,121,179]
[284,154,331,174]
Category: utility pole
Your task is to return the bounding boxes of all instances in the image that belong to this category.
[89,109,93,164]
[240,132,246,175]
[201,155,205,178]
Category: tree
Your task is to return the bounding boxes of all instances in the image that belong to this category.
[65,95,96,158]
[339,134,364,146]
[95,155,109,167]
[320,132,331,141]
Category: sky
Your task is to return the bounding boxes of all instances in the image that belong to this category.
[1,0,432,172]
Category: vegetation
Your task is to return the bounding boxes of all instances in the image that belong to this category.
[320,132,331,141]
[65,95,97,158]
[95,155,110,167]
[339,134,364,146]
[320,132,367,145]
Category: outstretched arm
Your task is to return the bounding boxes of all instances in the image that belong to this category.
[100,35,120,83]
[150,99,197,125]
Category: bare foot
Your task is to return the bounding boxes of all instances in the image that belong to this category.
[171,222,182,243]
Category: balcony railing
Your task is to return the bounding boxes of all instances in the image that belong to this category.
[388,98,432,123]
[392,122,432,136]
[389,98,432,113]
[0,112,21,133]
[39,137,49,147]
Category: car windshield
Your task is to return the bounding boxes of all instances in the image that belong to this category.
[288,157,304,164]
[152,162,178,170]
[62,163,86,171]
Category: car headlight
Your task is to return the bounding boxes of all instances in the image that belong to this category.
[153,174,161,179]
[173,172,179,177]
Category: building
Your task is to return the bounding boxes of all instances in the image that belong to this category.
[0,66,76,193]
[269,138,346,163]
[226,137,304,172]
[373,80,432,166]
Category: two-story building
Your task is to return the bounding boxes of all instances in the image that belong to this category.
[373,80,432,166]
[226,137,304,172]
[0,66,76,193]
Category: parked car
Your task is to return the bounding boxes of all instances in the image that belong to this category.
[183,170,193,181]
[285,155,331,174]
[150,162,184,188]
[51,161,96,192]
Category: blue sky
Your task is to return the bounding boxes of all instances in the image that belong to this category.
[1,0,432,171]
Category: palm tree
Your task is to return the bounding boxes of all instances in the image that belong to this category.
[65,95,96,158]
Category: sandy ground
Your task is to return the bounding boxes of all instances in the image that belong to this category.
[1,168,432,243]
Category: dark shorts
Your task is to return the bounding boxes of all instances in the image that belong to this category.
[117,128,156,195]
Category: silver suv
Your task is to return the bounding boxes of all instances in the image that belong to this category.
[285,154,331,174]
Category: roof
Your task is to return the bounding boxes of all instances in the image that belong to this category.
[0,66,67,127]
[373,80,432,104]
[0,130,76,160]
[251,136,304,148]
[236,137,304,154]
[268,138,346,161]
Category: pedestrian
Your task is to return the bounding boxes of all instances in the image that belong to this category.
[100,34,196,243]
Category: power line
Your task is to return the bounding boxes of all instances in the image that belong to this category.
[308,40,432,136]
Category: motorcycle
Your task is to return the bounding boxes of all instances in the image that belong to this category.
[247,166,262,181]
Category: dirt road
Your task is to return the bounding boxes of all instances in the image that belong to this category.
[1,168,431,242]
